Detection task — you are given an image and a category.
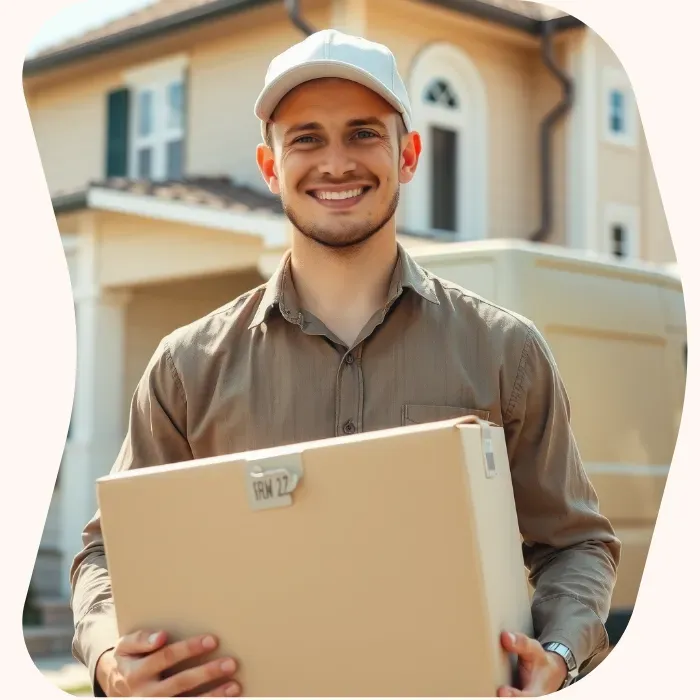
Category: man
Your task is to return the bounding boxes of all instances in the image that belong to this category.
[69,29,620,698]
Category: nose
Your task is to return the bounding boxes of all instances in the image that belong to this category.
[317,141,357,178]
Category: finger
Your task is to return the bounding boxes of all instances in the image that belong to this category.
[199,680,242,697]
[155,656,238,697]
[497,687,527,697]
[117,630,168,656]
[501,632,540,659]
[140,635,220,679]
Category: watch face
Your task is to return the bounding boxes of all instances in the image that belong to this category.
[544,643,577,672]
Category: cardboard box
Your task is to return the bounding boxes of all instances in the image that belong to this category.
[97,416,533,697]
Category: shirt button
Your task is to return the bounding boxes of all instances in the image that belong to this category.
[345,354,354,364]
[343,420,356,435]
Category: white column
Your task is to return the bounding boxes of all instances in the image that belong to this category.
[566,29,599,252]
[59,231,131,598]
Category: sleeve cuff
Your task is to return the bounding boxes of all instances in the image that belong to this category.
[532,594,609,668]
[72,603,120,697]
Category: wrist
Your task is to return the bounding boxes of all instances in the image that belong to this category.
[545,650,568,687]
[95,648,118,696]
[542,641,578,689]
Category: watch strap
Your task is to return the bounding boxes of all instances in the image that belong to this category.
[542,641,577,688]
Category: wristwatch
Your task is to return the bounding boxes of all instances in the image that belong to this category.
[542,642,578,689]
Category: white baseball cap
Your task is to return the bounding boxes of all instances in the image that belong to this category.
[254,29,412,138]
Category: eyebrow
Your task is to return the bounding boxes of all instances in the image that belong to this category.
[284,116,389,136]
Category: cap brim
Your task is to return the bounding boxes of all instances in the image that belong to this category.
[255,60,411,134]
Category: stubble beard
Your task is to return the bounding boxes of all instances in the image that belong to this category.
[282,187,401,250]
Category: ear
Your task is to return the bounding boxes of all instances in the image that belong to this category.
[398,131,422,185]
[256,142,280,195]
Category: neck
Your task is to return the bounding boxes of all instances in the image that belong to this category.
[289,225,399,347]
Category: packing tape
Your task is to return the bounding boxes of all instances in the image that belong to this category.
[457,415,498,478]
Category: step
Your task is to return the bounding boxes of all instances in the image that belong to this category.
[31,548,64,598]
[23,625,74,658]
[36,597,73,627]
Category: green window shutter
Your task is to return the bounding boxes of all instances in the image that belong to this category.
[106,87,130,178]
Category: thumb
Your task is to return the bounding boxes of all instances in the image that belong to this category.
[501,631,537,658]
[117,630,167,656]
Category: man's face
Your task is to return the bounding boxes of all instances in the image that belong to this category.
[257,78,421,249]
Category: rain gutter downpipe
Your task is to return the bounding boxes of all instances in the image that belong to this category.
[530,19,575,243]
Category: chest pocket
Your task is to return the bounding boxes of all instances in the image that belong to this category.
[401,404,490,427]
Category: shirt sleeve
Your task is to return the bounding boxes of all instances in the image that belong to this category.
[503,323,621,669]
[68,337,193,696]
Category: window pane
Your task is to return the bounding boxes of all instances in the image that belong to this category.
[610,90,625,133]
[138,90,154,137]
[431,126,457,232]
[611,223,626,256]
[137,147,152,178]
[423,78,459,109]
[166,139,183,180]
[167,81,184,130]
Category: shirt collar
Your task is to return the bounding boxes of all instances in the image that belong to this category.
[248,242,439,330]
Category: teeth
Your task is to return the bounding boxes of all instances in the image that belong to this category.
[315,188,364,200]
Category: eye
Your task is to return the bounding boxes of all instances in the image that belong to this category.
[353,129,378,140]
[293,135,318,145]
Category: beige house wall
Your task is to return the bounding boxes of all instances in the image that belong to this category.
[531,35,580,248]
[594,33,643,207]
[94,211,266,288]
[642,134,675,263]
[186,0,332,190]
[123,269,266,421]
[27,70,123,196]
[591,30,674,264]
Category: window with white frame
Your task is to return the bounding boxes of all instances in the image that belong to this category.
[603,202,640,259]
[423,78,460,232]
[610,222,627,257]
[125,55,187,181]
[608,89,626,134]
[602,66,637,147]
[405,43,488,242]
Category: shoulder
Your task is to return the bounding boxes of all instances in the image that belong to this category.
[418,266,562,419]
[420,265,537,345]
[155,282,267,370]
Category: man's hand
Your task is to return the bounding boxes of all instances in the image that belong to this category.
[497,632,568,697]
[95,630,241,697]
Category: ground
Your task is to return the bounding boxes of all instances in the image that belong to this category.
[35,655,92,697]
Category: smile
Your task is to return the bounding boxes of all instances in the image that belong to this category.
[307,186,372,209]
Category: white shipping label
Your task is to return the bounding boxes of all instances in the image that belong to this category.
[245,457,304,511]
[482,427,497,478]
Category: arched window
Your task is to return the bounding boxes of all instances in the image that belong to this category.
[423,78,460,109]
[404,43,488,241]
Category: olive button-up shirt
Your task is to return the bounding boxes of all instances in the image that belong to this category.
[70,243,620,695]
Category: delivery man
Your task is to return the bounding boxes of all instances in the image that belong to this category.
[69,29,620,698]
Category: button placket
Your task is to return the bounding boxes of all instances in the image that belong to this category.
[336,345,362,437]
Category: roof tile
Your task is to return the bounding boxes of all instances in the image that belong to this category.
[87,175,284,215]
